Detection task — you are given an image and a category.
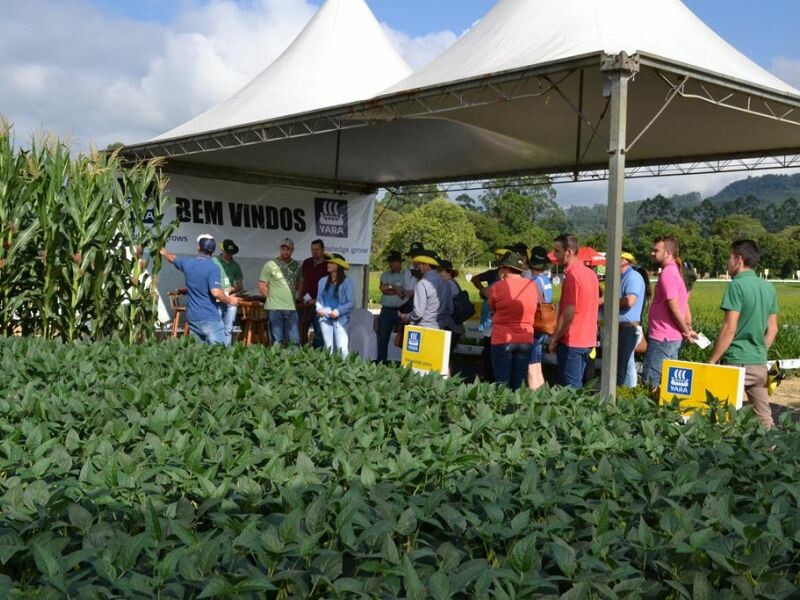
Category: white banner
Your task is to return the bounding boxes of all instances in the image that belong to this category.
[161,174,376,264]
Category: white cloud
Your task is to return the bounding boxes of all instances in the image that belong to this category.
[382,26,458,71]
[771,56,800,90]
[0,0,461,150]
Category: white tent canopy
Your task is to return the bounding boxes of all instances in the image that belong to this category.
[124,0,800,395]
[153,0,412,142]
[383,0,796,96]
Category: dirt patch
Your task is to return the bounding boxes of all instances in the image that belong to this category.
[772,376,800,408]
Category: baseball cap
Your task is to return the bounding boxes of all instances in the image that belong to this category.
[279,238,294,249]
[406,241,425,256]
[221,239,239,255]
[197,234,216,254]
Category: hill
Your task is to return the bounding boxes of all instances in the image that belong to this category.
[707,173,800,206]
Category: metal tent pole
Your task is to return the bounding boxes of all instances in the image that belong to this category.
[599,52,639,399]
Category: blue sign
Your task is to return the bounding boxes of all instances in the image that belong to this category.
[667,366,693,396]
[406,331,421,353]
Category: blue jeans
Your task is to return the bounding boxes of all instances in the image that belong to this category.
[377,306,401,363]
[219,303,236,346]
[617,325,639,387]
[642,338,682,387]
[320,317,349,357]
[268,310,300,347]
[556,344,591,388]
[529,332,549,364]
[491,343,532,390]
[188,319,226,346]
[624,326,644,387]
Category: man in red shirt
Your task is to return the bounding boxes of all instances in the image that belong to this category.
[548,234,600,388]
[298,239,328,348]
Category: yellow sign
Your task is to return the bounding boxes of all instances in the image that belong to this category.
[401,326,451,376]
[659,360,745,413]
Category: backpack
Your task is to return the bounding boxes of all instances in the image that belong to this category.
[452,289,476,324]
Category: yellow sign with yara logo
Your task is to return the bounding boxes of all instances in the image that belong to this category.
[401,326,451,377]
[659,359,745,413]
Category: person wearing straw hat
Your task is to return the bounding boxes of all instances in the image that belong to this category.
[377,250,405,363]
[616,248,647,387]
[160,234,240,346]
[489,251,538,390]
[213,239,244,346]
[399,250,452,330]
[315,253,355,356]
[527,246,553,390]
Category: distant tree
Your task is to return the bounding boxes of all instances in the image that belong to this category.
[712,214,767,243]
[380,184,443,214]
[370,206,403,269]
[636,195,677,226]
[385,199,480,267]
[455,193,480,212]
[692,199,720,236]
[480,177,566,235]
[466,211,512,263]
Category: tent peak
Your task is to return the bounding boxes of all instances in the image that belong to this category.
[383,0,798,97]
[151,0,412,142]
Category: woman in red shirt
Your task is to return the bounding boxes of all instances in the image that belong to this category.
[488,252,538,390]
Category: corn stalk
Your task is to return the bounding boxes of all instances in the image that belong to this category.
[0,122,177,342]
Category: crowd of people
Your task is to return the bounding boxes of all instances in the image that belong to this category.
[162,230,780,429]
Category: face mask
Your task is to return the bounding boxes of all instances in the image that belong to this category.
[410,268,422,279]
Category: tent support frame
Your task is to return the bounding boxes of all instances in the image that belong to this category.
[600,52,639,399]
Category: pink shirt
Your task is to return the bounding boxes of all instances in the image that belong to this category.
[648,261,689,342]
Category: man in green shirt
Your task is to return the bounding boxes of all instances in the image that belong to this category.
[213,239,244,346]
[709,240,779,429]
[259,238,303,347]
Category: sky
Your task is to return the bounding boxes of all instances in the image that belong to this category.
[2,0,798,206]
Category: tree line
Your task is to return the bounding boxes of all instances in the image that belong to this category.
[371,177,800,278]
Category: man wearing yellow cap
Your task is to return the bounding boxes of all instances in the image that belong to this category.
[399,250,452,330]
[617,249,647,387]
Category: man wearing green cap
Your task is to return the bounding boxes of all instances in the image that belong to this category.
[214,239,244,346]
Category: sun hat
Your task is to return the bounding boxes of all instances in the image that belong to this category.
[494,247,511,256]
[497,251,527,272]
[411,249,440,267]
[221,239,239,255]
[438,259,459,277]
[529,246,550,269]
[325,253,350,270]
[387,250,403,262]
[406,241,425,256]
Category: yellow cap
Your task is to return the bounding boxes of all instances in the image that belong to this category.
[412,254,440,267]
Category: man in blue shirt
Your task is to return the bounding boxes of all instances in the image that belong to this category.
[160,234,240,346]
[617,249,646,386]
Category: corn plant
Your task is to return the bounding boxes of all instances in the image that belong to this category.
[0,123,176,342]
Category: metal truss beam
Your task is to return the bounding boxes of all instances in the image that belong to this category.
[389,153,800,194]
[121,54,602,162]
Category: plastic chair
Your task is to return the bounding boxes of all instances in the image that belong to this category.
[240,301,270,346]
[167,289,190,337]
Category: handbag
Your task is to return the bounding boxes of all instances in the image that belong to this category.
[634,328,647,354]
[533,279,556,335]
[452,289,476,324]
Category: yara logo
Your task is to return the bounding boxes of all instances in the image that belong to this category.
[315,198,348,238]
[667,366,693,396]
